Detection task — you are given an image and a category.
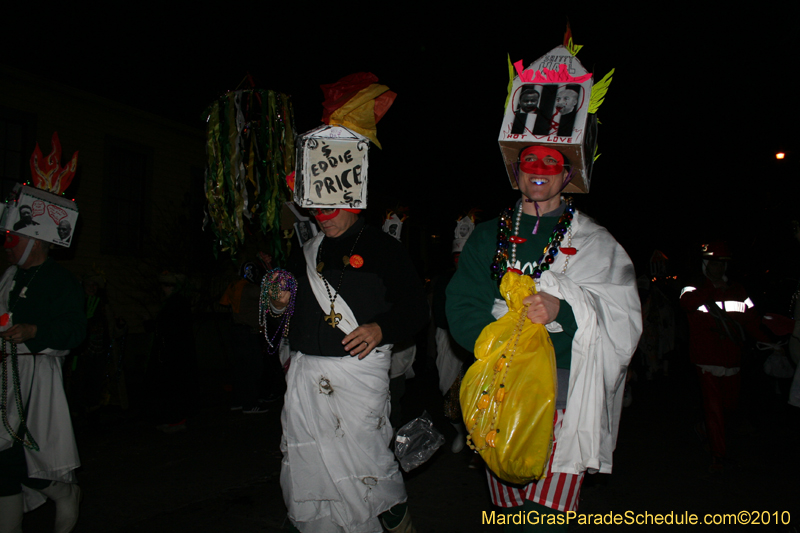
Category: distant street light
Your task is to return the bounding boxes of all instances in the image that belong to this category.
[776,152,786,159]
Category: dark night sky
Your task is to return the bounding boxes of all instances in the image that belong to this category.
[2,5,797,274]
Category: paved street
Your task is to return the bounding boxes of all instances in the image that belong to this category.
[21,358,799,532]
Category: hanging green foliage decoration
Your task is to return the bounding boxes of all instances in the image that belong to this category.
[203,89,295,263]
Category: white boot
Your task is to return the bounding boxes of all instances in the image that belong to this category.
[38,482,80,533]
[451,422,466,453]
[0,493,24,533]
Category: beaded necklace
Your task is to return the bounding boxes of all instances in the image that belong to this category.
[490,196,575,285]
[316,225,365,328]
[259,269,298,355]
[0,264,43,450]
[1,339,39,450]
[466,302,529,452]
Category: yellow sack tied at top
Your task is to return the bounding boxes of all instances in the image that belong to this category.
[460,271,557,485]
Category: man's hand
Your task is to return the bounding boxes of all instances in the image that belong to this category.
[2,324,37,344]
[342,323,383,359]
[524,292,561,324]
[269,273,291,312]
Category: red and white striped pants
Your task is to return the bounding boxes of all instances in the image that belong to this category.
[486,409,583,513]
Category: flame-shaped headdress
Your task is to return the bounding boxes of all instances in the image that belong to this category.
[29,132,79,195]
[0,132,80,248]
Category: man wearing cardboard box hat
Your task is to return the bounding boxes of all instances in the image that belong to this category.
[268,74,428,533]
[446,30,642,529]
[0,133,86,533]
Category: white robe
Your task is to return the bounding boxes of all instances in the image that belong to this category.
[491,212,641,474]
[280,350,406,533]
[434,328,462,396]
[537,212,641,474]
[389,344,416,380]
[0,265,80,511]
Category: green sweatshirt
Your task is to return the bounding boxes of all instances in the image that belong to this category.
[446,211,577,369]
[6,258,86,353]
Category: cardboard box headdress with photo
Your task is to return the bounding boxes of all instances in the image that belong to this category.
[293,125,369,209]
[452,208,480,253]
[382,209,408,242]
[499,43,609,194]
[0,184,79,247]
[0,132,79,247]
[283,201,319,248]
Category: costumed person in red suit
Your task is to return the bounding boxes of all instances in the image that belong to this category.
[679,241,761,473]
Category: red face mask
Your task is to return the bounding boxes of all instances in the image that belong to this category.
[519,146,564,176]
[310,208,340,221]
[309,208,361,221]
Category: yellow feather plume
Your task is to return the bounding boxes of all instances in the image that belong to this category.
[588,68,615,114]
[504,53,514,112]
[566,37,583,56]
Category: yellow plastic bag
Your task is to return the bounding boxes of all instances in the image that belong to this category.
[460,271,557,485]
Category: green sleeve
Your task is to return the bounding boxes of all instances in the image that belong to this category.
[554,300,577,337]
[445,218,579,369]
[445,221,499,352]
[551,300,576,369]
[25,264,87,353]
